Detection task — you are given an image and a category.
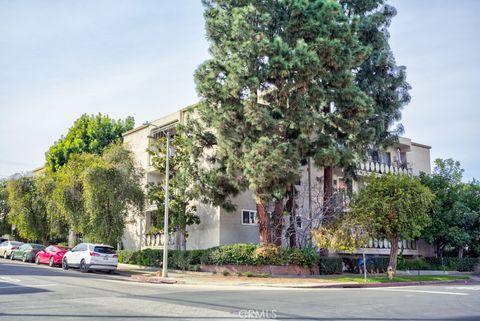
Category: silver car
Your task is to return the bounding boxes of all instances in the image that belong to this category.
[0,240,24,259]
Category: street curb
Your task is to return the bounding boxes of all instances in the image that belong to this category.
[285,279,475,289]
[130,275,183,284]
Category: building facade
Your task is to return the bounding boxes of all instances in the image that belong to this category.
[121,108,433,256]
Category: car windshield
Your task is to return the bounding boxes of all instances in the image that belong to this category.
[11,241,23,246]
[31,244,45,250]
[57,246,70,251]
[93,246,116,254]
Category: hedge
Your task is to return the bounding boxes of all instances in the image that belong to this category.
[398,257,479,272]
[118,245,479,273]
[117,244,319,270]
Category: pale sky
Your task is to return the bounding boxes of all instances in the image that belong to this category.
[0,1,479,181]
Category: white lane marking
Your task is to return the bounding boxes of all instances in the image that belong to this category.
[0,283,57,289]
[367,288,469,296]
[446,286,480,291]
[0,276,21,282]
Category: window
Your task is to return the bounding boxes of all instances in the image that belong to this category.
[242,210,258,225]
[94,246,116,254]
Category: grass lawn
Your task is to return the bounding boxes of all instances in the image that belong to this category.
[328,275,470,284]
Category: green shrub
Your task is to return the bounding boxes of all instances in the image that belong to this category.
[424,257,479,272]
[117,250,135,264]
[319,257,343,275]
[222,271,230,276]
[209,244,257,265]
[282,247,318,268]
[188,264,201,272]
[117,244,322,269]
[253,244,282,265]
[397,258,430,271]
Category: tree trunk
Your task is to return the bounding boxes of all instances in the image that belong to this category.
[288,185,297,248]
[389,234,399,274]
[307,158,312,246]
[272,199,284,246]
[68,229,77,247]
[181,226,187,251]
[175,226,182,251]
[458,247,464,258]
[436,242,445,257]
[256,202,271,245]
[323,166,334,221]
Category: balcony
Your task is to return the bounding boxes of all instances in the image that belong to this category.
[338,238,419,256]
[143,232,176,249]
[355,161,413,176]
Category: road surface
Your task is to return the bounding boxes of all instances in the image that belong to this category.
[1,259,479,320]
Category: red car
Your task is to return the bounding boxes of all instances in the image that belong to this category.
[35,245,71,267]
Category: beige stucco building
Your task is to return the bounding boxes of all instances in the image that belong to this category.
[121,107,433,257]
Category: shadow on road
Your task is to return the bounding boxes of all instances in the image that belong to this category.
[0,259,124,282]
[0,281,51,296]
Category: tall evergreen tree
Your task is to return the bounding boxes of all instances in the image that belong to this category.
[320,0,411,219]
[193,0,373,244]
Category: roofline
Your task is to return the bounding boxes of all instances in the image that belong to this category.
[412,142,432,149]
[122,103,199,137]
[32,166,45,173]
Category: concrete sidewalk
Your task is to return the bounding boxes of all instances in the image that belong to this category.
[116,263,478,289]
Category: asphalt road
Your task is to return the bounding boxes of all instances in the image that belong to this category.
[1,259,480,321]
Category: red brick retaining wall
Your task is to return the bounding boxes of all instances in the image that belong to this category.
[200,264,319,275]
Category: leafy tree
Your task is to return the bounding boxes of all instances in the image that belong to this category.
[193,0,374,244]
[420,159,480,257]
[82,145,144,246]
[46,114,134,171]
[6,176,51,244]
[0,180,11,236]
[52,153,98,245]
[351,174,434,273]
[147,133,200,250]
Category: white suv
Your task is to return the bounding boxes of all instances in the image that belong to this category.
[62,243,118,274]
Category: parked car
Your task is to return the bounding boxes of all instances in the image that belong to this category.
[62,243,118,273]
[35,245,71,267]
[0,240,24,259]
[10,243,45,262]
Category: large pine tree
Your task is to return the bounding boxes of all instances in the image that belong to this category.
[319,0,411,220]
[193,0,374,244]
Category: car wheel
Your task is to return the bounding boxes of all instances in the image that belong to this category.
[107,269,114,275]
[62,258,69,270]
[10,253,14,260]
[79,259,88,273]
[35,255,40,265]
[49,257,55,267]
[22,254,27,262]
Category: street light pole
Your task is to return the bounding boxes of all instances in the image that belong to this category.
[162,131,171,278]
[144,121,172,278]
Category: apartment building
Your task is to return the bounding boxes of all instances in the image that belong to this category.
[121,107,434,257]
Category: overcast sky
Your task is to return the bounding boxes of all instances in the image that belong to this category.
[0,0,478,181]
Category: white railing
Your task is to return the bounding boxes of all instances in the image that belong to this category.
[356,161,413,176]
[144,232,176,248]
[365,238,417,250]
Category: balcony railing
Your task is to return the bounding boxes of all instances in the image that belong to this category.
[144,232,176,248]
[356,161,413,176]
[365,238,417,250]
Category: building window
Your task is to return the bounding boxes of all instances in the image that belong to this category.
[242,210,258,225]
